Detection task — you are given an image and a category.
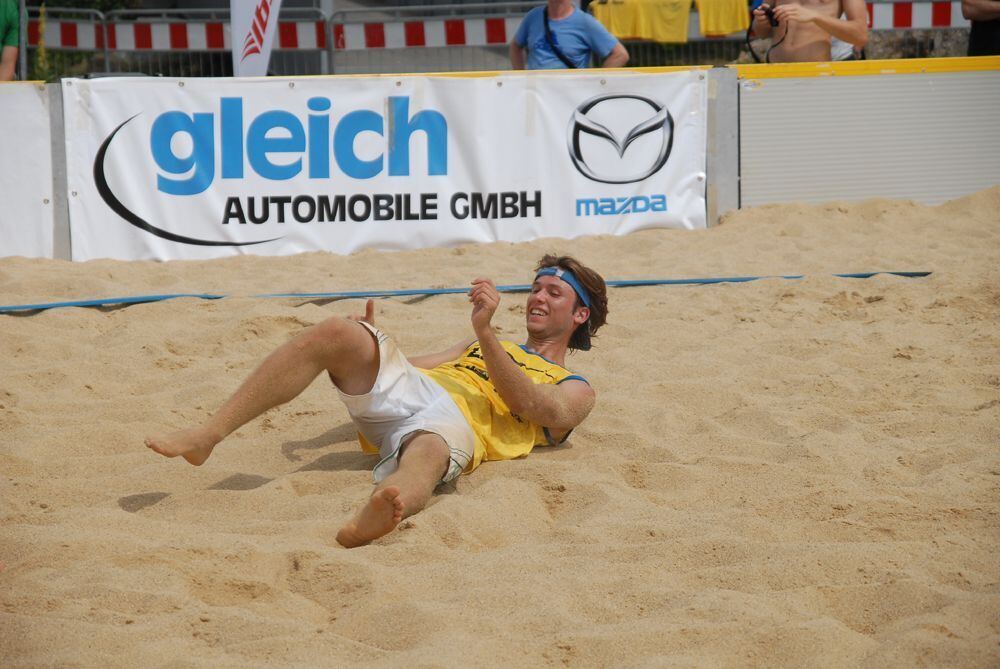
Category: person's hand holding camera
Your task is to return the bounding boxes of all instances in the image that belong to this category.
[752,3,780,32]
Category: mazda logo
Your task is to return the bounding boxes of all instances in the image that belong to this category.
[567,94,674,184]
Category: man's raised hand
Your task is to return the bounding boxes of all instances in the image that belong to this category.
[349,298,376,326]
[469,278,500,335]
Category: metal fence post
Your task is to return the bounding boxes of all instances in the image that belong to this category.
[327,16,335,74]
[705,66,740,226]
[18,0,26,79]
[101,13,109,72]
[47,82,71,260]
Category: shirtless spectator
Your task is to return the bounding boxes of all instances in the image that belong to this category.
[751,0,868,62]
[962,0,1000,55]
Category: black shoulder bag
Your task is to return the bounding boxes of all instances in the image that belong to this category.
[543,8,578,68]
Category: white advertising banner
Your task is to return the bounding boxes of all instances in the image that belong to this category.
[0,84,54,259]
[231,0,283,77]
[61,72,707,262]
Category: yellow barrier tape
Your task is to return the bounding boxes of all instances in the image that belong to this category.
[734,55,1000,79]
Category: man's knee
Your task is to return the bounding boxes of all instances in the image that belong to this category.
[308,317,379,392]
[308,316,353,342]
[400,433,450,474]
[300,317,365,355]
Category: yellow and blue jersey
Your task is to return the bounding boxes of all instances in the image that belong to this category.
[423,340,588,471]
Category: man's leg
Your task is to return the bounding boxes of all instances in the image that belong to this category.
[336,432,449,548]
[145,318,379,465]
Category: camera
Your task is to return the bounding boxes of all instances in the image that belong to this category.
[761,3,779,26]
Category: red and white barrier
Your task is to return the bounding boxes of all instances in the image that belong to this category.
[28,20,104,50]
[27,20,325,51]
[867,1,969,30]
[315,4,974,49]
[333,17,521,50]
[27,3,970,52]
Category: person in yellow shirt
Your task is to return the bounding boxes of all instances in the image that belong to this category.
[145,254,608,548]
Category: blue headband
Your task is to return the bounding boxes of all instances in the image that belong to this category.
[535,267,591,308]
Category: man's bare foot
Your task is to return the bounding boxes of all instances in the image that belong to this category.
[144,427,219,466]
[336,487,405,548]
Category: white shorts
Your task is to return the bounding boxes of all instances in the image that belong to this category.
[337,321,475,485]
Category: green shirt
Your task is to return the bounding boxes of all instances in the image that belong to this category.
[1,0,19,49]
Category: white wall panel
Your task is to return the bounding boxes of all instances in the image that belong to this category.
[740,72,1000,206]
[0,84,55,259]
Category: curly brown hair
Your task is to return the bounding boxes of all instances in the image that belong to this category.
[535,254,608,352]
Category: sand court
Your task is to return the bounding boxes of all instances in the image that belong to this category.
[1,187,998,666]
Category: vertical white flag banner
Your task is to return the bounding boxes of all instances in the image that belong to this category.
[231,0,283,77]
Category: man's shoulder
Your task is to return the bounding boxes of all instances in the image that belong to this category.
[568,7,616,42]
[571,7,609,28]
[502,342,588,382]
[0,0,17,43]
[515,6,545,39]
[523,6,546,21]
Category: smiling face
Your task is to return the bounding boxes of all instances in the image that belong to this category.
[525,275,590,344]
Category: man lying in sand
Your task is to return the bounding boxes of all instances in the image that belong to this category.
[146,254,608,547]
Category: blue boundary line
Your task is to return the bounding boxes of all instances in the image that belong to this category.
[0,293,227,313]
[0,271,931,314]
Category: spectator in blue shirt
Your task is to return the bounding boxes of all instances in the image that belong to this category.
[510,0,629,70]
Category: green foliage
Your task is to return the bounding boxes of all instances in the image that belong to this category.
[30,50,99,82]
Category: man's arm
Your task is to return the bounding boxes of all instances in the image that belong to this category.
[510,40,527,70]
[0,46,17,81]
[468,278,596,430]
[407,338,476,370]
[601,43,629,68]
[963,0,1000,20]
[346,298,473,370]
[773,0,869,48]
